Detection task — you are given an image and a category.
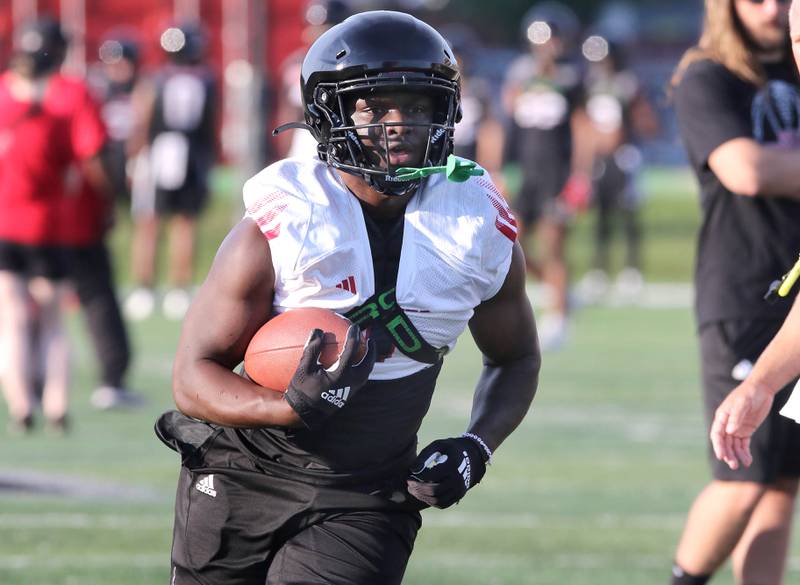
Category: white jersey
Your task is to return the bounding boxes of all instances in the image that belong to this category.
[243,157,517,379]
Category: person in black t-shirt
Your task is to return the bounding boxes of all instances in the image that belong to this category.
[709,0,800,508]
[670,1,800,584]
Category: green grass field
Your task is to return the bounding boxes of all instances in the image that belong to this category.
[2,167,797,584]
[6,305,796,584]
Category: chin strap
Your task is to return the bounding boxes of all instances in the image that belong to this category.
[395,154,484,183]
[272,121,315,136]
[765,253,800,302]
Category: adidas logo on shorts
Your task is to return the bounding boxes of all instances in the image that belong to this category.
[195,474,217,498]
[321,386,350,408]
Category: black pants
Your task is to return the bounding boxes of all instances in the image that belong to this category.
[592,155,641,272]
[159,415,421,585]
[70,242,130,388]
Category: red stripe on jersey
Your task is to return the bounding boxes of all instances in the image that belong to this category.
[495,217,517,242]
[348,276,357,294]
[483,190,518,242]
[254,200,288,241]
[246,191,289,215]
[264,225,281,240]
[260,203,288,226]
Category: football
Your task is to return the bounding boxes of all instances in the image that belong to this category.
[243,307,364,392]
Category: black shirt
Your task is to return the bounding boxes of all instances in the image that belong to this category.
[503,54,583,178]
[149,63,216,148]
[674,58,800,326]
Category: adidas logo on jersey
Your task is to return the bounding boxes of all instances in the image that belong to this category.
[321,386,350,408]
[195,474,217,498]
[335,276,357,294]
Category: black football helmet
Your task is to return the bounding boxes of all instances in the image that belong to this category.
[160,23,206,64]
[13,17,68,78]
[298,11,461,196]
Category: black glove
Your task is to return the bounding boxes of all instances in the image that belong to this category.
[284,324,376,428]
[406,436,488,509]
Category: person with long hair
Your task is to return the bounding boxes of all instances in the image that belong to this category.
[670,1,800,583]
[709,0,800,503]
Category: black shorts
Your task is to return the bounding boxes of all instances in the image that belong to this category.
[0,240,71,280]
[155,181,209,217]
[593,155,636,211]
[515,166,571,226]
[159,414,421,585]
[154,148,213,217]
[700,319,800,483]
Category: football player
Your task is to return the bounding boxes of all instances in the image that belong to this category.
[157,11,540,584]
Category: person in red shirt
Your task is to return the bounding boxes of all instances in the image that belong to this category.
[0,18,108,434]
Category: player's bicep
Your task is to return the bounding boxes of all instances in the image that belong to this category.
[468,243,538,364]
[178,218,274,369]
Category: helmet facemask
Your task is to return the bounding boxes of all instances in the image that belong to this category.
[308,71,460,196]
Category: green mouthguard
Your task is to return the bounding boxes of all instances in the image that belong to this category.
[395,154,485,183]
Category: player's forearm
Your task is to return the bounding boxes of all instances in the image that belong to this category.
[466,353,540,453]
[82,154,113,199]
[747,296,800,396]
[172,358,299,428]
[715,140,800,199]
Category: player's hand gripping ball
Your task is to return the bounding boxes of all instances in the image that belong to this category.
[407,436,488,509]
[244,308,375,428]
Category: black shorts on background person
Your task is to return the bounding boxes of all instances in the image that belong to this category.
[700,320,800,482]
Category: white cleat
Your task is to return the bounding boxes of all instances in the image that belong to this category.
[124,287,156,320]
[162,288,192,320]
[90,386,147,410]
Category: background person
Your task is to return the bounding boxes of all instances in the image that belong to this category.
[670,0,800,583]
[0,18,107,434]
[89,32,141,205]
[272,0,351,162]
[125,23,217,321]
[444,23,506,181]
[60,175,142,411]
[500,1,586,350]
[158,11,540,584]
[710,0,800,474]
[575,35,660,302]
[66,33,143,411]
